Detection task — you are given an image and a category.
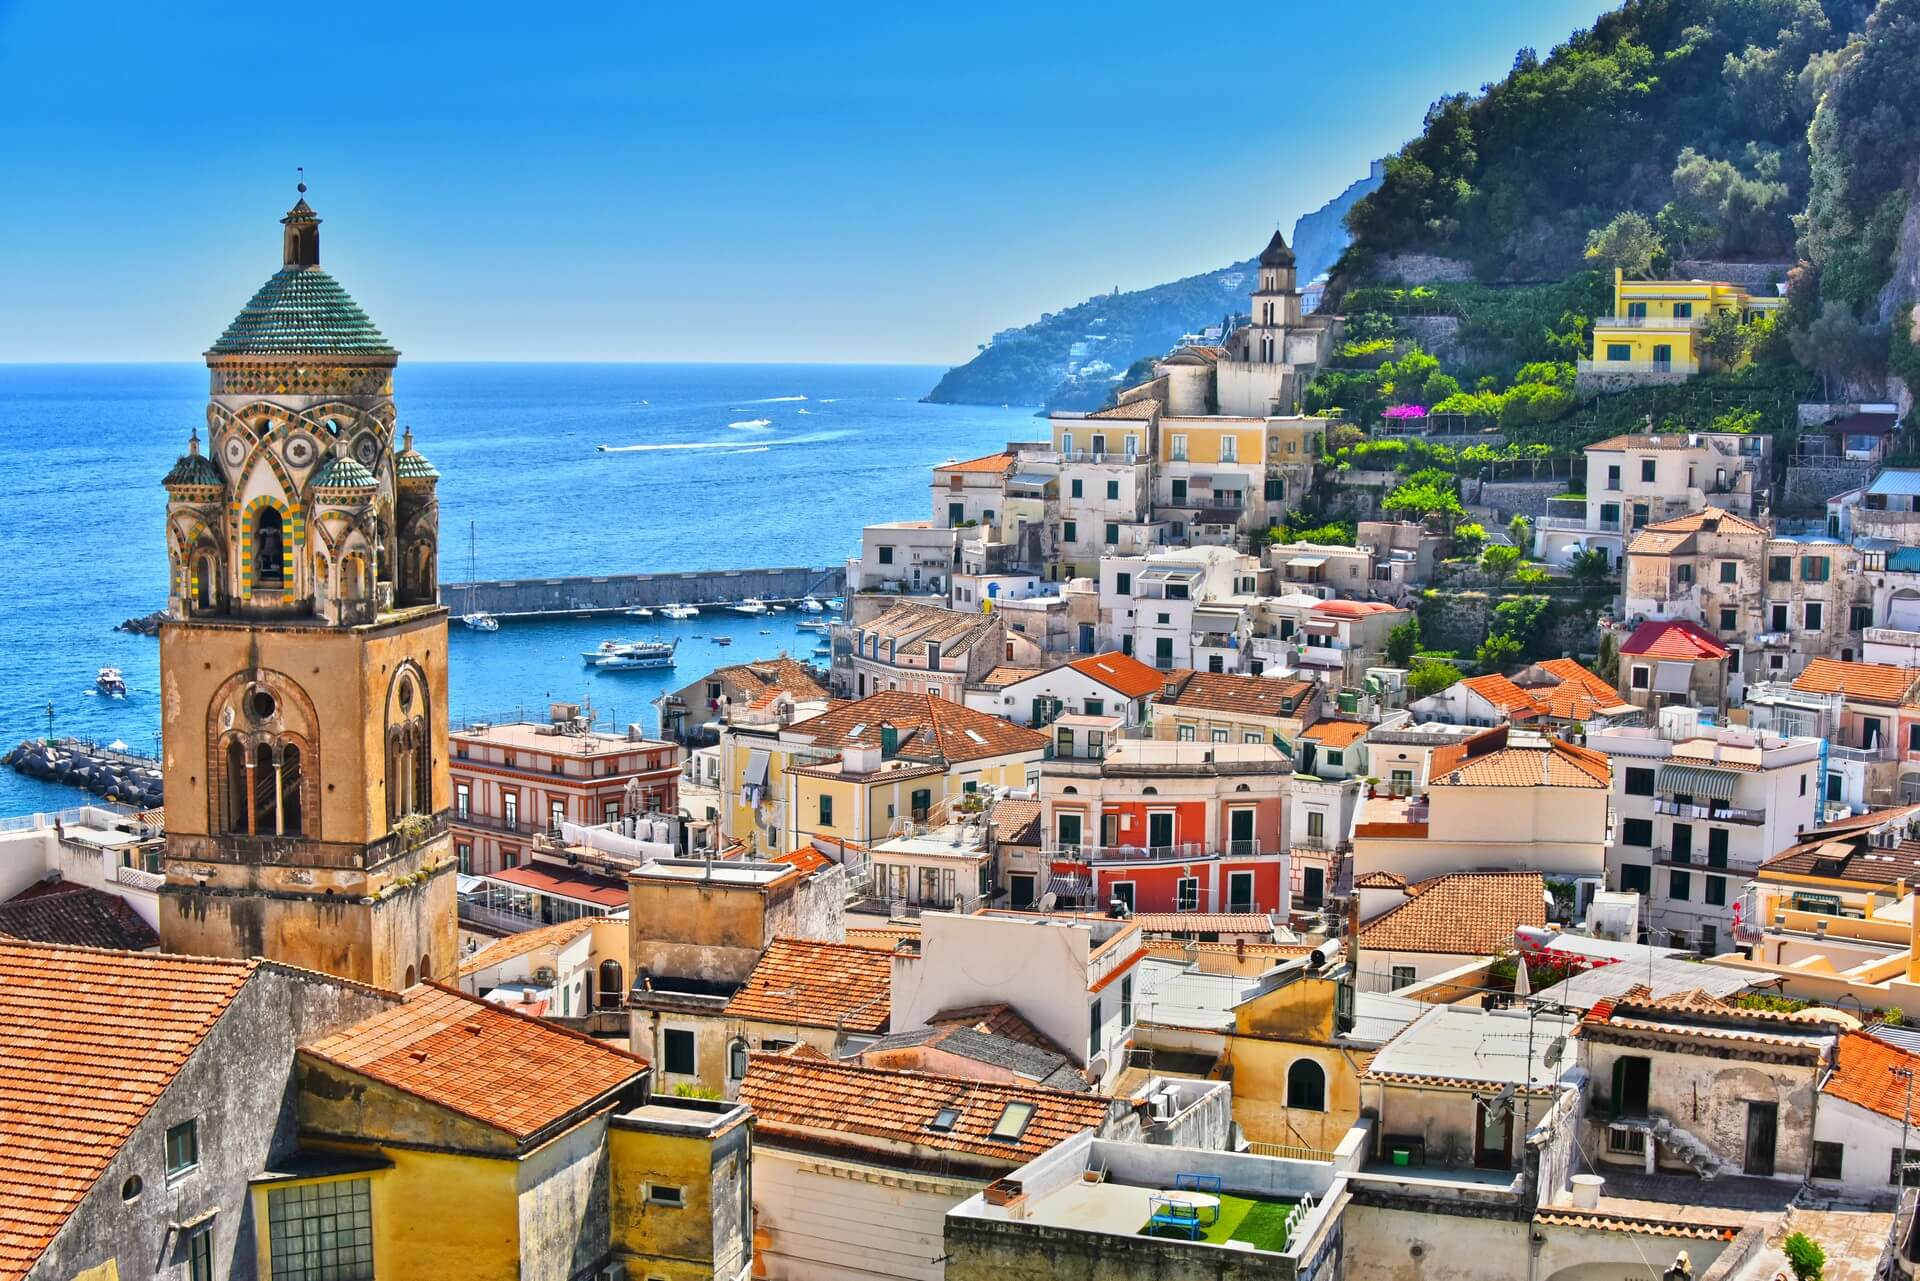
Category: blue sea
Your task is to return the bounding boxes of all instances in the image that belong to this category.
[0,363,1030,813]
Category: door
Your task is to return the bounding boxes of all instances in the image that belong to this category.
[1302,866,1325,908]
[1652,343,1672,371]
[1744,1102,1778,1176]
[1100,812,1121,847]
[1147,811,1175,850]
[1612,1056,1650,1117]
[1010,873,1036,910]
[1475,1100,1513,1170]
[1229,807,1255,855]
[1057,812,1082,849]
[1155,637,1174,669]
[1227,870,1255,914]
[1111,882,1135,913]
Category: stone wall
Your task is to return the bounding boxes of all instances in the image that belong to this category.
[1575,368,1694,396]
[1369,254,1475,284]
[1783,460,1872,513]
[1464,479,1565,523]
[449,565,846,619]
[1395,315,1500,371]
[1673,259,1793,291]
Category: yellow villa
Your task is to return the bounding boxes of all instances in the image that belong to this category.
[1582,267,1784,378]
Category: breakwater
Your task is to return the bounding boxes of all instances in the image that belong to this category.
[5,738,163,807]
[443,564,846,619]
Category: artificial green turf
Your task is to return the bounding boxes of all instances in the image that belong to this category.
[1141,1193,1299,1252]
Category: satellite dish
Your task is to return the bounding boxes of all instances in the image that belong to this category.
[1037,892,1058,912]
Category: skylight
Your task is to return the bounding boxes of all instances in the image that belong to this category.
[929,1106,962,1133]
[988,1101,1035,1141]
[964,729,986,744]
[850,722,867,737]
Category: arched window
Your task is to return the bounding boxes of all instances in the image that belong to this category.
[280,744,303,836]
[419,953,432,981]
[254,742,281,835]
[404,964,417,988]
[226,740,249,833]
[728,1037,750,1081]
[599,959,625,1009]
[386,670,431,826]
[1286,1059,1326,1112]
[253,507,285,590]
[194,553,218,612]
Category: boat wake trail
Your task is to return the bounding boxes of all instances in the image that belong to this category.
[744,394,807,403]
[597,430,849,453]
[727,418,773,430]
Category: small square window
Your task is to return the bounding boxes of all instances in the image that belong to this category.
[1811,1140,1844,1181]
[1718,561,1737,584]
[165,1119,199,1180]
[990,1102,1036,1141]
[663,1028,696,1076]
[647,1183,685,1207]
[1390,965,1416,990]
[929,1107,961,1133]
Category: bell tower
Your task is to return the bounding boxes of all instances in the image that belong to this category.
[1248,228,1301,365]
[157,185,456,989]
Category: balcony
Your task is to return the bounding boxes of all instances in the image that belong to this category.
[1576,358,1698,376]
[1650,847,1765,875]
[1828,741,1894,764]
[1652,797,1766,826]
[454,811,536,836]
[1594,314,1706,330]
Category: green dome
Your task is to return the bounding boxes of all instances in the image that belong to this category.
[208,267,396,357]
[163,450,223,489]
[312,454,378,490]
[395,448,439,481]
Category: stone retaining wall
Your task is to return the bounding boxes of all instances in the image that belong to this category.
[1370,254,1476,284]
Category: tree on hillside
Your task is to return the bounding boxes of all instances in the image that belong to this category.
[1567,547,1613,586]
[1584,213,1663,280]
[1480,544,1523,586]
[1698,307,1755,369]
[1790,300,1889,398]
[1386,616,1422,668]
[1477,633,1523,671]
[1409,659,1461,700]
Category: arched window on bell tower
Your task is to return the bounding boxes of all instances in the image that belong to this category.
[253,508,286,591]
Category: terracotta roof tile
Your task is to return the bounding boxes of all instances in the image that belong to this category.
[301,984,647,1142]
[1353,871,1410,890]
[724,938,892,1033]
[1427,728,1611,789]
[1085,397,1161,421]
[976,665,1046,689]
[1157,670,1316,720]
[0,887,158,952]
[1358,872,1545,955]
[457,917,596,978]
[860,600,998,649]
[1823,1030,1920,1122]
[1301,719,1369,748]
[1129,912,1275,935]
[0,943,258,1278]
[1457,673,1544,717]
[934,452,1017,474]
[1528,658,1636,720]
[844,924,919,951]
[1066,651,1165,699]
[989,798,1042,846]
[787,689,1047,764]
[740,1053,1116,1164]
[927,1002,1071,1057]
[1533,1211,1738,1241]
[1793,657,1920,706]
[773,844,834,876]
[1619,618,1728,660]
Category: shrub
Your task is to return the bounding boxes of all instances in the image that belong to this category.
[1480,544,1522,584]
[1409,659,1461,699]
[1477,633,1522,671]
[1386,616,1422,667]
[1782,1232,1825,1281]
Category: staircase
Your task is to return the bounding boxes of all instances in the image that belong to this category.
[1613,1115,1732,1179]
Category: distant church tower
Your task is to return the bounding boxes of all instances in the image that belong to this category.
[1248,229,1300,366]
[156,187,456,988]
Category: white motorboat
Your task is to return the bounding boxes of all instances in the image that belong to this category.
[825,597,845,609]
[590,638,679,670]
[798,596,825,613]
[731,598,768,616]
[661,604,699,620]
[812,643,831,657]
[625,606,654,618]
[768,602,787,613]
[795,619,830,634]
[97,666,127,697]
[460,522,500,631]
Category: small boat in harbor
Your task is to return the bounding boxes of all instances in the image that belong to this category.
[812,643,831,657]
[731,598,768,616]
[795,619,830,634]
[713,635,733,646]
[798,596,824,613]
[625,606,654,619]
[661,604,699,620]
[97,667,127,697]
[460,523,500,632]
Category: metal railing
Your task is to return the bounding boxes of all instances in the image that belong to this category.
[1829,742,1894,765]
[1593,314,1706,330]
[1650,847,1765,874]
[1575,358,1698,375]
[1652,798,1765,826]
[1246,1141,1336,1163]
[453,811,535,835]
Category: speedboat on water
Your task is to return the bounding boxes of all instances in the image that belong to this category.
[594,647,678,671]
[625,606,654,618]
[731,599,768,616]
[582,638,677,665]
[97,667,127,697]
[795,619,830,634]
[661,604,699,620]
[798,596,824,613]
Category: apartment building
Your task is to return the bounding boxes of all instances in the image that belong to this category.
[1832,466,1920,543]
[654,656,830,747]
[930,450,1018,529]
[1617,618,1732,714]
[1151,669,1322,750]
[1098,544,1260,671]
[1592,709,1822,955]
[1047,401,1157,578]
[845,599,1004,700]
[967,649,1164,726]
[449,709,680,875]
[1580,267,1785,378]
[1537,436,1768,568]
[847,519,959,596]
[1743,657,1920,814]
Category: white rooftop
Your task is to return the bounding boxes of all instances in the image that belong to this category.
[1369,1004,1576,1089]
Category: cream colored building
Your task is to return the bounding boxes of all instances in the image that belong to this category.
[1536,434,1769,568]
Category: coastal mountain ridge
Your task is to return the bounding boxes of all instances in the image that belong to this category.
[925,163,1383,410]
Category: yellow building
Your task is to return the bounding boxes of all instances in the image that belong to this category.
[1583,267,1784,376]
[724,689,1046,852]
[272,984,754,1281]
[157,188,455,989]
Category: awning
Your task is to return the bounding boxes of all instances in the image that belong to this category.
[1008,472,1053,489]
[1657,763,1738,802]
[1210,474,1248,489]
[745,749,770,787]
[1187,474,1214,487]
[1302,620,1338,634]
[1287,556,1328,570]
[1653,661,1693,694]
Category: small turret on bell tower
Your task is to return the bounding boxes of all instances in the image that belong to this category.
[282,181,321,268]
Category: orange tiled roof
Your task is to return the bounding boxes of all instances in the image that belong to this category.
[1427,727,1611,789]
[1157,670,1316,719]
[845,924,919,951]
[301,984,647,1142]
[773,844,834,876]
[1456,674,1541,718]
[927,1002,1071,1056]
[934,452,1017,474]
[0,886,159,952]
[1353,871,1410,890]
[1086,397,1161,421]
[1534,1210,1738,1242]
[724,938,892,1033]
[1301,719,1369,748]
[787,689,1048,764]
[1066,651,1165,699]
[1619,618,1728,660]
[989,797,1042,846]
[1358,872,1545,955]
[1823,1031,1920,1122]
[1530,658,1635,720]
[740,1052,1116,1164]
[1793,657,1920,706]
[0,944,257,1278]
[458,917,596,978]
[976,664,1046,689]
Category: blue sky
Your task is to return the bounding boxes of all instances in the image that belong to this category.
[0,0,1613,364]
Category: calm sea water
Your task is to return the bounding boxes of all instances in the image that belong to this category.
[0,362,1029,812]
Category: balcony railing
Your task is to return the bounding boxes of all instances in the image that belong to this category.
[1049,842,1207,863]
[454,810,535,836]
[1576,358,1698,375]
[1652,797,1766,826]
[1594,314,1706,330]
[1829,742,1894,764]
[1650,847,1765,874]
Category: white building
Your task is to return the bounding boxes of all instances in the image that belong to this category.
[965,650,1164,726]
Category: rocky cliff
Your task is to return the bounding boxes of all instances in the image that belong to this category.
[1290,159,1385,284]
